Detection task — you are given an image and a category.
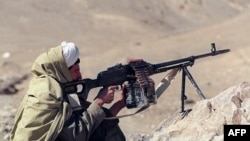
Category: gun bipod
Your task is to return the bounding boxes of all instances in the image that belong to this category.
[180,64,206,113]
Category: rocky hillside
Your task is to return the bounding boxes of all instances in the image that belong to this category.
[128,81,250,141]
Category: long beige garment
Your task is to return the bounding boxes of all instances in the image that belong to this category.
[10,45,105,141]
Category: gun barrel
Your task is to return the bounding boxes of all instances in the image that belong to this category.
[153,57,193,69]
[194,48,230,59]
[152,48,230,74]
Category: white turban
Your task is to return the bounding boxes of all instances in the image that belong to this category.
[61,41,79,68]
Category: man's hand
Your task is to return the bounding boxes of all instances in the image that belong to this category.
[108,85,126,116]
[94,85,118,106]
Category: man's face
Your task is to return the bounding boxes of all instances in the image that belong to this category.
[69,64,82,81]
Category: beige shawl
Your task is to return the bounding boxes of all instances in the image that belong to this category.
[10,46,73,141]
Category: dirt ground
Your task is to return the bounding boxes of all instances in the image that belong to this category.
[1,0,250,137]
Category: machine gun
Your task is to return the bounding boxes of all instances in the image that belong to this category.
[61,43,230,112]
